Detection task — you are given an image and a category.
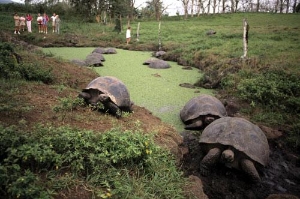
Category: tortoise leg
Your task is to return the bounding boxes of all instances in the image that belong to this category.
[200,148,222,176]
[185,120,203,130]
[106,101,122,118]
[240,158,261,183]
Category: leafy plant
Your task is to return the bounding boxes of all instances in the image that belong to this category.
[0,124,185,199]
[52,96,85,121]
[237,69,300,113]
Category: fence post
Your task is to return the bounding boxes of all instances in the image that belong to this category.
[242,18,249,58]
[137,22,140,41]
[158,21,162,50]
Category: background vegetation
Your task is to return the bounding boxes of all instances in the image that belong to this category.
[0,2,300,198]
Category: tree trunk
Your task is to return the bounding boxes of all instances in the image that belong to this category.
[213,0,217,13]
[191,0,195,17]
[207,0,211,13]
[256,0,260,11]
[197,0,202,16]
[280,0,284,12]
[231,0,235,12]
[286,0,290,12]
[222,0,226,12]
[181,0,190,19]
[292,0,297,12]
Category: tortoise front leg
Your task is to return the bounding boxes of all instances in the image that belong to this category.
[106,101,122,118]
[185,120,203,130]
[240,158,261,183]
[200,148,222,176]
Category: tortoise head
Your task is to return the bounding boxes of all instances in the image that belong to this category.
[98,94,110,103]
[204,115,218,125]
[221,149,234,163]
[79,89,104,106]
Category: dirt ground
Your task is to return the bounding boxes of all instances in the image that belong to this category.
[1,35,299,199]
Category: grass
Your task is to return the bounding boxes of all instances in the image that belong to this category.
[43,47,213,131]
[0,124,186,199]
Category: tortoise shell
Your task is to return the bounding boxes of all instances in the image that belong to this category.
[148,60,171,69]
[199,117,269,166]
[82,76,131,109]
[180,94,227,124]
[85,53,103,66]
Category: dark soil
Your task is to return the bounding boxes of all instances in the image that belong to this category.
[181,131,300,199]
[1,32,299,199]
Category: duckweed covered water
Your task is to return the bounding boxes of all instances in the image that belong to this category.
[43,47,213,131]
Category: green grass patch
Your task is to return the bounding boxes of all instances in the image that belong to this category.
[0,124,186,199]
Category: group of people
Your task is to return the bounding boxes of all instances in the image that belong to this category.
[13,12,60,35]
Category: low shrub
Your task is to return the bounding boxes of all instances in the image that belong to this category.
[237,69,300,113]
[0,125,185,199]
[0,42,54,83]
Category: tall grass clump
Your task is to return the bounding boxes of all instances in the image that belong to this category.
[237,69,300,113]
[0,125,186,199]
[0,42,53,83]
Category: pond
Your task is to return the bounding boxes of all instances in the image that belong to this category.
[43,47,213,131]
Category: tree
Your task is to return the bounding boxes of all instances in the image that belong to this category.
[143,0,169,21]
[191,0,195,17]
[256,0,260,12]
[296,1,300,12]
[181,0,190,19]
[212,0,217,13]
[221,0,228,13]
[231,0,240,12]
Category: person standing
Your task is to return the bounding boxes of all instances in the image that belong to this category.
[19,14,26,31]
[13,13,20,34]
[42,13,49,34]
[50,13,56,33]
[26,14,32,33]
[126,26,131,45]
[55,14,60,34]
[37,13,43,33]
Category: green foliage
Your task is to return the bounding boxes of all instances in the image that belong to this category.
[285,122,300,151]
[0,125,185,199]
[0,42,21,79]
[18,62,54,84]
[52,96,85,121]
[237,69,300,113]
[0,42,54,83]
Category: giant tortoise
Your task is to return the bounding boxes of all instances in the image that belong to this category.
[199,117,269,183]
[85,53,103,67]
[78,76,132,118]
[180,94,227,130]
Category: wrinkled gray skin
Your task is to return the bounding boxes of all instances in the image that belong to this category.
[78,76,132,118]
[199,117,269,183]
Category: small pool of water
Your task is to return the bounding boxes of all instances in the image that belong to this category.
[43,47,213,131]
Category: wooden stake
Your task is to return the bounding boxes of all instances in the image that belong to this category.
[242,18,249,58]
[136,22,140,41]
[158,21,162,51]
